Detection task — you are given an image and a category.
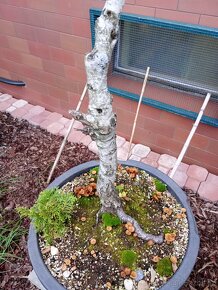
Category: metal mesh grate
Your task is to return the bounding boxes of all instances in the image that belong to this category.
[117,21,218,95]
[90,9,218,126]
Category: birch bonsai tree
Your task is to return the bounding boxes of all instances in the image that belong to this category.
[71,0,163,244]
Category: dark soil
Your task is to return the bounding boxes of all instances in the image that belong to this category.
[0,112,217,290]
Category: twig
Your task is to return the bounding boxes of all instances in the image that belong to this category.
[197,262,214,273]
[47,84,87,184]
[127,67,150,159]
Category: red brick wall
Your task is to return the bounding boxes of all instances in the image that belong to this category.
[0,0,217,174]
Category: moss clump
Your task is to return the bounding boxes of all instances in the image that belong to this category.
[155,179,167,192]
[17,188,77,244]
[120,250,138,268]
[156,257,173,276]
[90,166,99,175]
[102,213,121,227]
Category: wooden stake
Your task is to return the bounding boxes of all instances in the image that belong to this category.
[47,84,88,184]
[169,92,211,178]
[127,67,150,159]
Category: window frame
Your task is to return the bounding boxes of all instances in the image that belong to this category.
[90,8,218,127]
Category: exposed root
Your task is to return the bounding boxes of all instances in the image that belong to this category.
[96,208,104,225]
[117,208,164,244]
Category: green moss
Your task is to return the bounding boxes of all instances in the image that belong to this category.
[116,184,124,192]
[90,166,99,174]
[68,167,169,270]
[120,250,138,268]
[156,257,173,276]
[102,213,121,227]
[155,179,167,192]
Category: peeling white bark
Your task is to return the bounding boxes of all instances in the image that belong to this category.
[71,0,163,243]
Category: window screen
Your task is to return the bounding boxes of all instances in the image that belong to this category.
[90,9,218,127]
[116,20,218,95]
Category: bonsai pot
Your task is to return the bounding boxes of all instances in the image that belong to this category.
[28,160,200,290]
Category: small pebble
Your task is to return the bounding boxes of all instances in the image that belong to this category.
[64,258,71,266]
[106,281,112,288]
[130,271,137,279]
[63,270,71,278]
[71,255,77,260]
[90,238,96,245]
[135,269,144,282]
[50,246,59,256]
[150,266,157,283]
[137,280,149,290]
[124,279,134,290]
[147,240,154,246]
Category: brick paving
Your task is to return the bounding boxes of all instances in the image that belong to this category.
[0,93,217,202]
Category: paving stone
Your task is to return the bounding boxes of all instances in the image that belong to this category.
[122,141,135,151]
[157,166,170,174]
[59,127,68,136]
[40,119,56,130]
[59,117,71,126]
[171,170,188,188]
[68,129,85,144]
[23,106,45,120]
[13,99,28,108]
[11,107,29,119]
[176,162,189,173]
[0,93,12,102]
[116,136,126,148]
[129,154,141,161]
[206,173,218,183]
[88,141,99,155]
[47,122,64,135]
[81,135,92,146]
[6,106,16,113]
[141,151,160,168]
[198,179,218,202]
[47,112,62,121]
[0,101,13,112]
[158,154,177,169]
[141,158,158,168]
[117,148,128,161]
[185,177,200,193]
[131,144,151,158]
[187,165,208,182]
[73,120,83,130]
[29,110,52,126]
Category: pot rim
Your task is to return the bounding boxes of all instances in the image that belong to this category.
[28,160,200,290]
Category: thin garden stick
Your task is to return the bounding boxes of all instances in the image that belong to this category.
[127,67,150,159]
[169,92,211,179]
[47,84,88,184]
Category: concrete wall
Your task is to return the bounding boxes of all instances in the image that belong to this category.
[0,0,217,174]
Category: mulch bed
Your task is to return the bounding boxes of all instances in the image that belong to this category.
[0,112,217,290]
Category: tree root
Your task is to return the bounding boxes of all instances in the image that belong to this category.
[116,208,164,244]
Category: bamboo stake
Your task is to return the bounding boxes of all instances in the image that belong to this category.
[169,92,211,179]
[127,67,150,159]
[47,84,88,184]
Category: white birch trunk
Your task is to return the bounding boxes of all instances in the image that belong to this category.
[71,0,163,243]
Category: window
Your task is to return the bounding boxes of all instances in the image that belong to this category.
[116,18,218,96]
[90,9,218,127]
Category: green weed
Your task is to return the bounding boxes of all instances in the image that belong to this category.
[0,221,26,265]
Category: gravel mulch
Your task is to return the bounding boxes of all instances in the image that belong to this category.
[0,112,217,290]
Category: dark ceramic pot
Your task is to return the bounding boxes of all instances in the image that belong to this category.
[28,160,200,290]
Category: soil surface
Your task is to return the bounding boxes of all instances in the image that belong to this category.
[0,112,217,290]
